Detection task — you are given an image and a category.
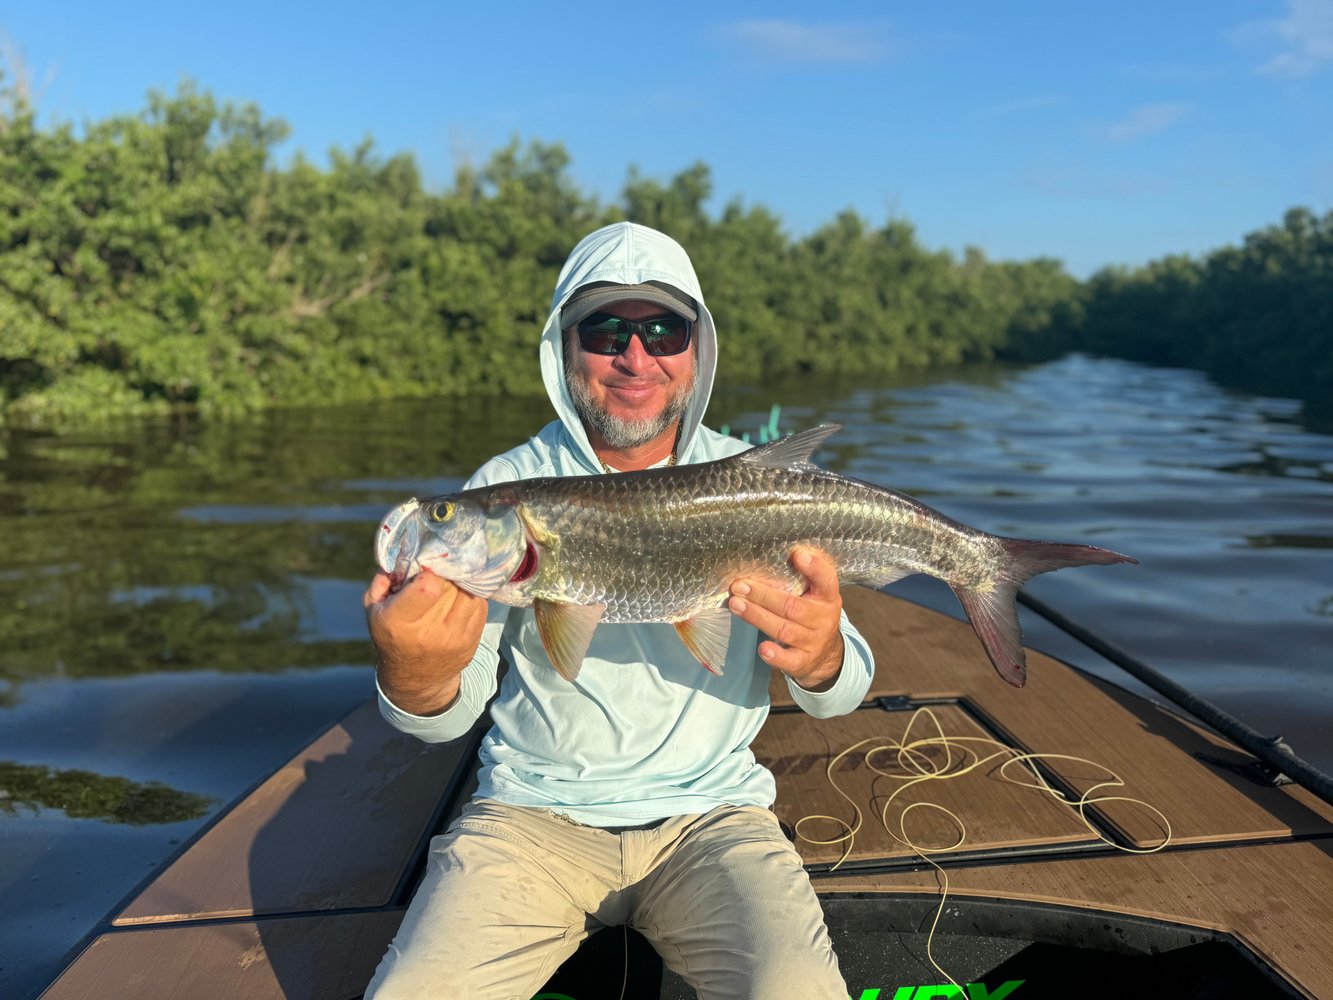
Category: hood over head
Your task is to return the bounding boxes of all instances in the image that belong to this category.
[540,222,717,470]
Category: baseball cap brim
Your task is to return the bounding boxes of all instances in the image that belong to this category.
[561,281,698,329]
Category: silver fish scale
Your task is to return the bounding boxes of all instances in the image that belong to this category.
[501,460,997,623]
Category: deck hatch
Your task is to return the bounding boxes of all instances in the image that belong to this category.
[755,701,1105,871]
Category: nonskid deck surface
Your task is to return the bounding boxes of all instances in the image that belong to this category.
[39,590,1333,1000]
[772,589,1333,999]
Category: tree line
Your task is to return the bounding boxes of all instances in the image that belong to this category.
[1,79,1327,426]
[1062,207,1332,405]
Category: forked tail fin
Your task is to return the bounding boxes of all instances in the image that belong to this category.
[951,539,1136,688]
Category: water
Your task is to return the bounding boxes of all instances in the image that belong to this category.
[1,354,1330,998]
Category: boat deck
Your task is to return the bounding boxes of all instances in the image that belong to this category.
[39,589,1333,999]
[784,589,1333,998]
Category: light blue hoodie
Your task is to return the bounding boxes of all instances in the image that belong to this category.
[378,222,875,826]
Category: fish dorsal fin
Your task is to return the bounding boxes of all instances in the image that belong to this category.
[736,424,840,472]
[673,607,733,676]
[532,599,605,682]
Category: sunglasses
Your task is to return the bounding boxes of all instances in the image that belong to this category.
[575,312,693,357]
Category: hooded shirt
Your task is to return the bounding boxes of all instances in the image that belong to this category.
[378,222,875,826]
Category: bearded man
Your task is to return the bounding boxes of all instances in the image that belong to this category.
[362,221,874,1000]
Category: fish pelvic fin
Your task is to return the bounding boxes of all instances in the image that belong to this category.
[737,424,841,472]
[532,600,605,682]
[673,608,733,675]
[954,539,1137,688]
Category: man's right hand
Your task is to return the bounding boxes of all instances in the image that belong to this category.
[363,569,489,717]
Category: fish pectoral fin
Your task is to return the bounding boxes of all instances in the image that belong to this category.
[532,600,604,682]
[673,608,733,676]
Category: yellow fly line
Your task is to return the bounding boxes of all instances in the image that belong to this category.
[794,706,1173,991]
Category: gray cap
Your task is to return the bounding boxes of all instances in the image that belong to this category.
[561,281,698,329]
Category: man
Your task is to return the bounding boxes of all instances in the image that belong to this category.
[363,221,874,999]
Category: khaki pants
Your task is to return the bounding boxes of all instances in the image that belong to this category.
[364,799,846,1000]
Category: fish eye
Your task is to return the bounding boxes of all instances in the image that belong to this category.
[429,501,455,523]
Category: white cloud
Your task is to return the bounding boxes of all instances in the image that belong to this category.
[976,94,1067,118]
[1233,0,1333,79]
[1100,102,1194,145]
[719,19,888,64]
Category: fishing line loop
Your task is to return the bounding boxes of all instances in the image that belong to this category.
[792,706,1173,992]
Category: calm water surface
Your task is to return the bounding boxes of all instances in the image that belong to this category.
[1,354,1331,997]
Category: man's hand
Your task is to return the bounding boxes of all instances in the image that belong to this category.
[364,569,488,716]
[727,546,845,692]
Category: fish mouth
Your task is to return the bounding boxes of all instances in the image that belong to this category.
[376,499,422,589]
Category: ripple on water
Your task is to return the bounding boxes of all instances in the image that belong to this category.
[2,355,1332,1000]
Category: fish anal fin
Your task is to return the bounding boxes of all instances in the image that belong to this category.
[532,599,605,682]
[737,424,841,472]
[861,566,911,589]
[673,608,733,676]
[951,582,1028,688]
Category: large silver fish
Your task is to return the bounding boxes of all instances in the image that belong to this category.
[375,425,1135,685]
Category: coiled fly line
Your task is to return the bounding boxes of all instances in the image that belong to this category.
[794,706,1173,992]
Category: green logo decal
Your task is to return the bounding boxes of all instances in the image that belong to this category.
[851,982,1025,1000]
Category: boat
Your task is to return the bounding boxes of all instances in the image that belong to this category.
[37,588,1333,999]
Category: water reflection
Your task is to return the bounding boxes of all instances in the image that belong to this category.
[0,761,214,825]
[0,355,1330,1000]
[0,395,553,697]
[1244,534,1333,550]
[1,356,1328,702]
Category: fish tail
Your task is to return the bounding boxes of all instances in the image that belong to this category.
[953,539,1136,688]
[952,579,1027,687]
[997,537,1138,579]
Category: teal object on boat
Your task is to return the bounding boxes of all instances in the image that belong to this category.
[720,404,786,444]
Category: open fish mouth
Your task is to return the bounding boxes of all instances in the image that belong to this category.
[376,499,424,590]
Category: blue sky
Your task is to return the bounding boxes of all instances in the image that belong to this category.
[3,0,1331,276]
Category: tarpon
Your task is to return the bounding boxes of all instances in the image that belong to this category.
[375,425,1135,685]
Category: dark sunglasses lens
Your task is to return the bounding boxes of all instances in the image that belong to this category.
[576,313,692,356]
[640,318,691,356]
[577,316,631,355]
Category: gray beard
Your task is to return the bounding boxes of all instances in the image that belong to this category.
[566,353,698,450]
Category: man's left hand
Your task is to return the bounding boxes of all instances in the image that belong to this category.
[728,546,845,692]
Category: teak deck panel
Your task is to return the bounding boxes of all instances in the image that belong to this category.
[755,704,1100,866]
[769,587,1333,848]
[116,700,479,925]
[817,838,1333,1000]
[41,589,1333,1000]
[42,911,406,1000]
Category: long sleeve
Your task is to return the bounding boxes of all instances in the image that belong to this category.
[784,608,875,719]
[376,602,509,743]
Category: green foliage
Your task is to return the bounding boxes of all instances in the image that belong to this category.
[2,76,1325,423]
[0,80,1082,426]
[1070,208,1333,401]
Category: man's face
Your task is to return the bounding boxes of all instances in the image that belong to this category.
[564,299,698,451]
